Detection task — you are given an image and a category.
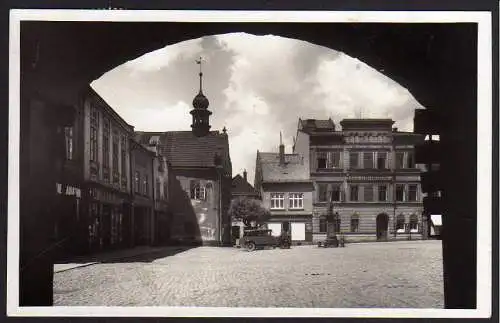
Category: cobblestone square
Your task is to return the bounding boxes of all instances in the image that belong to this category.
[53,240,443,308]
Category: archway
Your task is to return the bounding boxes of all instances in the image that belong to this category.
[376,213,389,241]
[16,17,480,309]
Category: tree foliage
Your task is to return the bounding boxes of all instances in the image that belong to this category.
[228,197,270,227]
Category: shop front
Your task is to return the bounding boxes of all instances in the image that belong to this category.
[85,185,131,253]
[266,215,313,244]
[53,182,83,258]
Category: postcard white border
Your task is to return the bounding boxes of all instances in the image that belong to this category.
[8,9,493,318]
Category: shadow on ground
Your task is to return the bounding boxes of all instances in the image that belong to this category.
[55,246,196,265]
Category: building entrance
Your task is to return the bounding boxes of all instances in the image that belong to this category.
[376,213,389,241]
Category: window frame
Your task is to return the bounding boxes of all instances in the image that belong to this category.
[64,126,74,160]
[364,184,374,202]
[319,218,327,233]
[331,184,341,202]
[378,185,388,202]
[350,185,359,202]
[350,214,359,232]
[270,193,285,209]
[396,184,405,202]
[190,182,206,200]
[408,184,418,202]
[134,171,140,193]
[363,151,374,169]
[102,118,110,168]
[349,151,359,169]
[376,151,387,170]
[317,183,328,202]
[288,193,304,209]
[89,107,99,162]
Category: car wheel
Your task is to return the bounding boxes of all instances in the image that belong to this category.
[246,241,256,252]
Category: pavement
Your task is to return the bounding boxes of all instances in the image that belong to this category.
[53,240,444,308]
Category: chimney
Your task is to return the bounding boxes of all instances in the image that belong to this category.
[279,131,285,165]
[243,169,247,182]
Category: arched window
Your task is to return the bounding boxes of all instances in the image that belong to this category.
[409,214,419,232]
[396,214,405,232]
[350,213,359,232]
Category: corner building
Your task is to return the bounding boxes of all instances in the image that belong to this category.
[293,118,425,243]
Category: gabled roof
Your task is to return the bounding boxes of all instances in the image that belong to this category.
[299,118,335,132]
[257,152,310,183]
[135,131,231,171]
[232,174,259,197]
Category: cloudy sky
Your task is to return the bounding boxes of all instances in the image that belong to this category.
[91,33,423,183]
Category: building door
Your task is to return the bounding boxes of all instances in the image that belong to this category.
[376,213,389,241]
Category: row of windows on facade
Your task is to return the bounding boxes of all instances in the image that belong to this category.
[316,183,419,202]
[269,183,419,210]
[89,108,128,179]
[318,214,419,233]
[133,171,168,201]
[316,151,415,170]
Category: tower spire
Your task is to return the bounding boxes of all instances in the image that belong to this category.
[191,56,211,137]
[196,56,203,94]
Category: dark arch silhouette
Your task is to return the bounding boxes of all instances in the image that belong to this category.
[18,20,478,309]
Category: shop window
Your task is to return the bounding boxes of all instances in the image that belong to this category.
[409,214,419,232]
[396,214,405,233]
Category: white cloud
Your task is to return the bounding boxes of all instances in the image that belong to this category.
[119,101,192,132]
[92,33,422,182]
[124,38,204,73]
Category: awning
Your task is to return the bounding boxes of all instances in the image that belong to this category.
[431,214,442,226]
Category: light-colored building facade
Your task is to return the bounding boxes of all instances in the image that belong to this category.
[293,118,425,243]
[254,139,314,243]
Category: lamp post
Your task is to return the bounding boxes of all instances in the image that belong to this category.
[326,189,339,247]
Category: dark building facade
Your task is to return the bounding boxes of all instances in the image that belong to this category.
[230,170,261,245]
[293,118,425,243]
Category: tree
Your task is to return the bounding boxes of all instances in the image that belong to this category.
[228,197,270,227]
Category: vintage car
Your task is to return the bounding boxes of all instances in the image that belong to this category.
[239,229,291,251]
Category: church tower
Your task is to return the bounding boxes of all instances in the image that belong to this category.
[190,57,212,137]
